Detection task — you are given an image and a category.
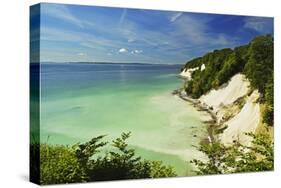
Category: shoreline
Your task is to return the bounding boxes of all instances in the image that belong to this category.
[174,73,262,146]
[172,89,218,143]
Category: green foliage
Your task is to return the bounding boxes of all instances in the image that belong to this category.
[215,46,248,87]
[243,35,273,125]
[149,161,176,177]
[191,132,274,175]
[263,105,273,126]
[191,141,228,174]
[35,132,176,185]
[184,48,234,98]
[74,135,108,168]
[244,35,273,93]
[184,57,203,69]
[85,132,151,181]
[183,34,273,125]
[40,144,86,185]
[263,75,274,125]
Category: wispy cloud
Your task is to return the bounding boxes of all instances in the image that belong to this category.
[39,4,273,63]
[131,50,143,54]
[77,52,86,56]
[41,4,84,28]
[169,14,235,49]
[119,9,127,24]
[170,14,207,44]
[244,17,273,33]
[170,12,182,22]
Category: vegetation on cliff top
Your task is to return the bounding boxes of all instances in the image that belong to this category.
[184,35,274,175]
[183,34,273,126]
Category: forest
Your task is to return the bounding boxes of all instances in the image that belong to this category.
[183,35,273,126]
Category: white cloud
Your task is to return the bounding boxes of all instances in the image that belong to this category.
[119,48,128,53]
[244,17,273,33]
[78,53,86,56]
[40,5,243,64]
[128,38,136,43]
[170,12,183,22]
[131,50,143,54]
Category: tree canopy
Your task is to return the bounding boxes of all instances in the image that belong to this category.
[183,34,273,126]
[35,132,176,185]
[191,132,273,175]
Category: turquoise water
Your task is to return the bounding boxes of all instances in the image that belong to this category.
[39,63,208,176]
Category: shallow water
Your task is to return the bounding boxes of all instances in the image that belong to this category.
[37,63,209,176]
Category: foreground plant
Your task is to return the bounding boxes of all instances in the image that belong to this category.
[33,132,176,185]
[191,132,273,175]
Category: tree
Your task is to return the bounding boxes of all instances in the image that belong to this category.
[184,48,234,98]
[244,35,273,94]
[263,75,274,125]
[183,34,273,126]
[35,132,176,184]
[191,132,273,175]
[40,144,86,184]
[85,132,176,181]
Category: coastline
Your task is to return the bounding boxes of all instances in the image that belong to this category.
[172,89,217,143]
[175,72,262,146]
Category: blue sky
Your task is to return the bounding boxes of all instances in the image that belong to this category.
[36,3,273,64]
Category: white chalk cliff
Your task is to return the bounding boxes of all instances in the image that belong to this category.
[180,64,206,80]
[185,73,261,145]
[219,90,260,145]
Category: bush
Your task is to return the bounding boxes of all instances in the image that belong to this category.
[244,35,273,94]
[34,132,176,184]
[263,75,274,125]
[40,144,86,184]
[191,132,274,175]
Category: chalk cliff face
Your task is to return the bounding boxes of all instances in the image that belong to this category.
[179,67,199,80]
[180,35,273,145]
[199,74,250,111]
[198,73,260,145]
[219,90,260,145]
[179,64,205,80]
[181,71,261,145]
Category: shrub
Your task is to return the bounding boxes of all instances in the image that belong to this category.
[191,132,274,175]
[33,132,177,184]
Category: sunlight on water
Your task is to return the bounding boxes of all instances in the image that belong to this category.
[39,63,210,176]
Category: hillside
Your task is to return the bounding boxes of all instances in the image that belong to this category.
[181,34,273,128]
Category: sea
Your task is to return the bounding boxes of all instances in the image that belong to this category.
[33,62,209,176]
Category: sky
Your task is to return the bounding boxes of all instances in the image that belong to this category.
[32,3,273,64]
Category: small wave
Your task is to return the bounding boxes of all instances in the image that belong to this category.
[155,73,177,78]
[131,143,205,161]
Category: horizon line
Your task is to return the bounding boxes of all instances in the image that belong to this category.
[31,61,185,65]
